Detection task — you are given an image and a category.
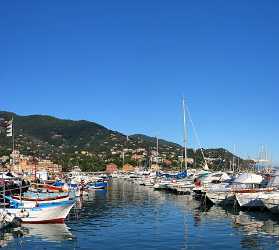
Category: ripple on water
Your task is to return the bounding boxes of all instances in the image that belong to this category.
[2,180,279,249]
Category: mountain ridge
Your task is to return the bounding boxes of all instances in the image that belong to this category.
[0,111,250,171]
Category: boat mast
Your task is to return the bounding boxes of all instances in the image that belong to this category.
[122,151,125,168]
[12,116,15,167]
[232,144,235,173]
[156,136,159,164]
[182,97,187,172]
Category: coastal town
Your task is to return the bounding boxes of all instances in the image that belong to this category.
[0,108,276,233]
[0,104,275,250]
[1,0,278,249]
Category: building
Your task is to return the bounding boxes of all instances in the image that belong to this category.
[150,164,160,172]
[10,158,62,176]
[131,154,144,161]
[106,163,118,173]
[122,164,135,173]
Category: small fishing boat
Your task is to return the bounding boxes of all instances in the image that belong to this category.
[1,199,75,224]
[11,193,70,208]
[85,180,108,190]
[31,183,69,193]
[46,182,69,192]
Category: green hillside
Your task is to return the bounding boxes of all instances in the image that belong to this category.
[0,111,252,171]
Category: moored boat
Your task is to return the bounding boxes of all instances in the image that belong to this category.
[206,173,265,206]
[235,188,274,208]
[1,200,75,224]
[261,193,279,213]
[85,180,108,190]
[235,172,279,208]
[11,193,70,208]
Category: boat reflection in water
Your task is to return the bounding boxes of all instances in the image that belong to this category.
[3,180,279,249]
[233,210,279,237]
[0,223,74,248]
[0,228,24,248]
[200,206,279,241]
[21,223,74,242]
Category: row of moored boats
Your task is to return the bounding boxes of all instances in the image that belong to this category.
[0,174,110,229]
[114,169,279,213]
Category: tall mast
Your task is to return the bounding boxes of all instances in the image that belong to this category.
[182,98,187,172]
[156,136,159,163]
[12,116,15,166]
[122,151,125,167]
[232,144,236,172]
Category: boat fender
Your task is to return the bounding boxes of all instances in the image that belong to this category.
[4,213,17,223]
[19,209,29,218]
[1,212,7,221]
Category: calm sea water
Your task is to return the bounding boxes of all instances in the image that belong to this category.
[2,180,279,249]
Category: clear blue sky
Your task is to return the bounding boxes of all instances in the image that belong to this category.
[0,1,278,163]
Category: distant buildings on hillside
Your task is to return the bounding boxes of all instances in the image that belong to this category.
[0,150,62,176]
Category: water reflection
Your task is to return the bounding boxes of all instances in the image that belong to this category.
[0,224,73,248]
[1,180,279,249]
[21,224,73,242]
[0,228,24,248]
[196,204,279,249]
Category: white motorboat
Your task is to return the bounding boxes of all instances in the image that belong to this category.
[261,192,279,213]
[206,173,265,206]
[235,172,279,208]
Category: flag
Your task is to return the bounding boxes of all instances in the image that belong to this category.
[0,118,5,128]
[6,119,13,137]
[0,118,4,134]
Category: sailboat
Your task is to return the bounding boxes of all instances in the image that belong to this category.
[157,98,194,193]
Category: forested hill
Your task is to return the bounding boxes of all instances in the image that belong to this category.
[0,111,251,171]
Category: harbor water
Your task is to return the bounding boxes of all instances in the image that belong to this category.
[2,180,279,249]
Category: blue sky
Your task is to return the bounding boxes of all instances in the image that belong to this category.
[0,1,278,163]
